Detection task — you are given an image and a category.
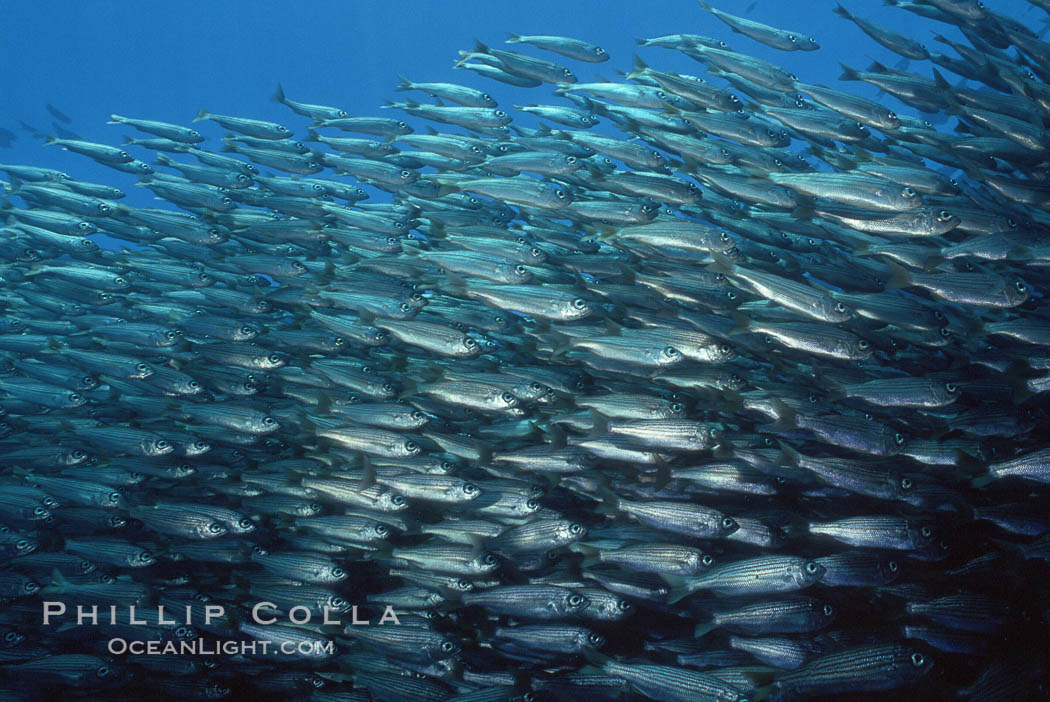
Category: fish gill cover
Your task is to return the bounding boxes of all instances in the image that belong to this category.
[1,0,1050,700]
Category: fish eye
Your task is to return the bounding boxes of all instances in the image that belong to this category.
[568,594,585,607]
[156,439,171,450]
[405,440,419,452]
[857,340,870,350]
[864,412,873,421]
[514,264,528,275]
[1015,281,1027,293]
[944,382,957,394]
[726,291,737,300]
[893,432,905,445]
[440,641,455,652]
[555,189,567,199]
[899,476,914,491]
[572,298,587,310]
[788,35,797,42]
[719,344,732,355]
[766,129,776,138]
[920,525,932,538]
[805,561,820,574]
[721,517,735,529]
[912,652,925,666]
[834,302,846,313]
[938,326,951,338]
[96,665,110,678]
[700,554,715,567]
[495,110,507,117]
[501,392,515,404]
[332,567,346,578]
[69,393,82,404]
[810,394,820,404]
[569,522,584,534]
[208,522,223,533]
[526,499,540,511]
[671,402,684,413]
[399,303,411,312]
[483,553,498,565]
[809,37,817,44]
[32,506,46,517]
[902,187,916,198]
[664,346,679,357]
[937,210,952,221]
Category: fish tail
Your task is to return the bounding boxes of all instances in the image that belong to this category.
[884,261,913,291]
[504,32,521,43]
[727,311,753,336]
[838,62,861,81]
[866,59,890,73]
[193,108,209,123]
[626,55,650,80]
[272,83,287,105]
[693,621,718,638]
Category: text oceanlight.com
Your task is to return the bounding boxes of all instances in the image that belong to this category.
[106,638,336,656]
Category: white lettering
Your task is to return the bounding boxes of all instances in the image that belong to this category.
[76,605,98,625]
[204,605,224,625]
[42,601,65,625]
[288,606,310,624]
[378,606,400,625]
[157,606,175,625]
[251,602,277,625]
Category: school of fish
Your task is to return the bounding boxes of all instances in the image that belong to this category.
[1,0,1050,700]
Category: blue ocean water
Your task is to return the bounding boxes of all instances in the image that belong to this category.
[2,0,1040,213]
